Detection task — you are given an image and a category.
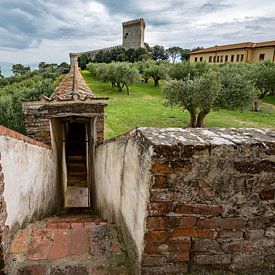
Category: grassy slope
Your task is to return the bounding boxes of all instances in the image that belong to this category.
[82,70,275,139]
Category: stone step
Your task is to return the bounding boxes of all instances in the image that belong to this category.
[8,215,130,274]
[67,155,86,162]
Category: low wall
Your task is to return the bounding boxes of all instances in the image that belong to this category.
[95,133,152,271]
[95,127,275,274]
[0,125,59,268]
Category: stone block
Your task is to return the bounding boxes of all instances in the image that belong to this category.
[192,239,222,254]
[17,265,47,275]
[194,254,231,265]
[219,230,243,238]
[231,254,263,270]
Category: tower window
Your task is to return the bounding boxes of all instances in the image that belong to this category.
[209,56,212,62]
[240,54,244,62]
[231,55,234,62]
[259,53,265,61]
[124,32,128,39]
[195,57,198,62]
[200,57,203,61]
[225,55,228,62]
[236,54,240,62]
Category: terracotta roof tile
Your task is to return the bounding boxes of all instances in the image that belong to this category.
[46,63,96,102]
[190,40,275,55]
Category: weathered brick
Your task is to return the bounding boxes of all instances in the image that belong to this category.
[50,265,88,275]
[171,228,217,239]
[152,175,168,188]
[244,229,264,240]
[146,216,196,230]
[194,254,231,265]
[144,239,191,254]
[192,239,222,253]
[142,263,188,274]
[27,229,51,260]
[70,229,89,256]
[175,203,222,216]
[151,161,192,174]
[142,255,167,267]
[231,254,263,269]
[247,217,275,229]
[18,265,47,275]
[260,189,275,200]
[197,217,246,229]
[221,241,243,253]
[219,230,243,238]
[150,189,174,202]
[48,229,69,260]
[11,228,31,254]
[198,180,214,200]
[148,202,173,216]
[144,231,169,243]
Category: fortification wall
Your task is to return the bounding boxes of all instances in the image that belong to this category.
[0,125,59,268]
[95,127,275,274]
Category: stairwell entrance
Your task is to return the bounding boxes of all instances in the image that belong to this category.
[63,120,92,208]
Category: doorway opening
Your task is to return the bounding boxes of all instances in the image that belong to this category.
[65,122,90,208]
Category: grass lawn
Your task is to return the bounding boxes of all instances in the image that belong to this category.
[82,70,275,139]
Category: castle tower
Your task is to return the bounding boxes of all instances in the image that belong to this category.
[122,18,145,50]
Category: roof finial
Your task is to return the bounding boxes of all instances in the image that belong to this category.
[69,53,79,67]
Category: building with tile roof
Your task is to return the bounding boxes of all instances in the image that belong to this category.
[190,40,275,64]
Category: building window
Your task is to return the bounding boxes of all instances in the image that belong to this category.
[231,55,234,62]
[209,56,212,63]
[240,54,244,62]
[236,54,240,62]
[217,56,220,62]
[225,55,228,62]
[220,56,223,62]
[213,56,216,62]
[195,57,198,62]
[200,57,203,61]
[259,54,265,61]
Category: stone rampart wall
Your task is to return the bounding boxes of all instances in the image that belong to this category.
[95,127,275,274]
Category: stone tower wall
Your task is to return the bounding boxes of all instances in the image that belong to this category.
[122,18,145,50]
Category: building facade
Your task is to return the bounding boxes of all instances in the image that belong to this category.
[190,40,275,64]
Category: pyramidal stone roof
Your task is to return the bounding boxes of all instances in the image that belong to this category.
[42,55,96,102]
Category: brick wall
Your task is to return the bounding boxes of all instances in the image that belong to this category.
[140,128,275,274]
[23,101,107,145]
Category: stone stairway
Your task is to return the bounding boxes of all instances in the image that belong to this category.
[67,155,87,187]
[7,213,130,275]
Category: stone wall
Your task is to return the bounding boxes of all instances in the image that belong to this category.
[94,132,152,271]
[0,125,59,269]
[22,101,107,145]
[95,127,275,274]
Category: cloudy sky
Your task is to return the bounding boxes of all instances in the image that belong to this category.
[0,0,274,64]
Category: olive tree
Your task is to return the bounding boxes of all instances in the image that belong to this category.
[163,70,221,127]
[144,61,168,86]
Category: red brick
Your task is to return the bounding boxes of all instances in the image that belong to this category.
[152,175,167,188]
[144,231,169,242]
[47,222,58,229]
[71,222,84,229]
[111,242,122,254]
[84,222,96,229]
[151,162,192,174]
[48,229,69,260]
[70,229,89,256]
[27,229,51,260]
[146,216,196,230]
[57,222,70,229]
[171,228,217,239]
[175,203,223,216]
[148,202,173,216]
[197,217,246,229]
